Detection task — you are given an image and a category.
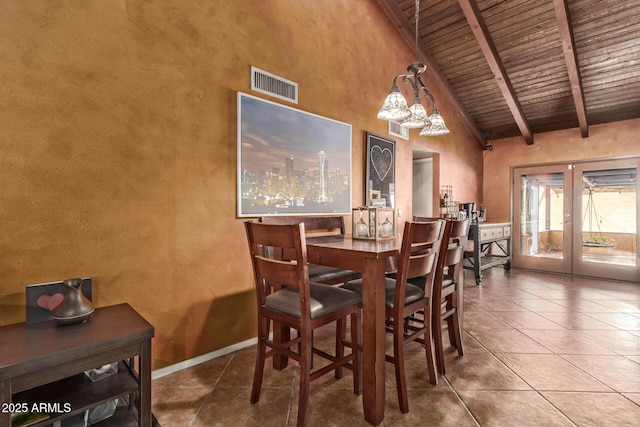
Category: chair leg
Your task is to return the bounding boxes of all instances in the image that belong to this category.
[251,318,268,404]
[351,309,362,396]
[393,318,409,414]
[432,301,446,375]
[423,317,439,385]
[296,332,312,427]
[335,318,346,379]
[448,295,464,357]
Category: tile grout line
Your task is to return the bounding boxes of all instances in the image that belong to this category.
[188,349,237,427]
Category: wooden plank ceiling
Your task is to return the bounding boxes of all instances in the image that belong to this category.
[376,0,640,146]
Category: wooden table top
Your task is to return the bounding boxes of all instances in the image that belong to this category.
[306,234,401,258]
[0,303,154,378]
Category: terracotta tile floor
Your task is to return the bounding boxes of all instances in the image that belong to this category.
[152,268,640,426]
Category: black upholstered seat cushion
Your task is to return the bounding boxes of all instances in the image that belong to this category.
[441,274,455,288]
[403,274,454,290]
[265,282,361,319]
[308,263,362,284]
[340,278,425,309]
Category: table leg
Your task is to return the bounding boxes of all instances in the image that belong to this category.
[361,258,386,425]
[139,340,152,427]
[0,379,10,427]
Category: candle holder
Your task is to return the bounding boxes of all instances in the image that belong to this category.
[352,207,396,240]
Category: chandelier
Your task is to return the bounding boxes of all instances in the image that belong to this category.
[377,0,449,136]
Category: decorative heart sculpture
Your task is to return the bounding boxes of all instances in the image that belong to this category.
[37,293,65,311]
[371,146,393,182]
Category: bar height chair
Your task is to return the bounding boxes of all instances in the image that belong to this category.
[244,221,362,427]
[340,219,445,413]
[432,218,470,374]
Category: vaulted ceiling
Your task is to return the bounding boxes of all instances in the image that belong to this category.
[377,0,640,147]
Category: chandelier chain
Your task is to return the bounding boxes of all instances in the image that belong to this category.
[414,0,420,61]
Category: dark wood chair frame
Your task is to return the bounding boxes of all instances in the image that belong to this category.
[432,218,470,374]
[341,219,445,413]
[245,221,362,427]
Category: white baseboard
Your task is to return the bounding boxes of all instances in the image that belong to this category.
[152,336,258,380]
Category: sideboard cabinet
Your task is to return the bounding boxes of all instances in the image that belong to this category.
[464,222,512,285]
[0,303,154,427]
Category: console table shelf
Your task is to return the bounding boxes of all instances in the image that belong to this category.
[11,361,137,426]
[0,304,154,427]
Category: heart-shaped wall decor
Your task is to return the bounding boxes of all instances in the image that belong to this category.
[37,293,65,311]
[371,146,393,182]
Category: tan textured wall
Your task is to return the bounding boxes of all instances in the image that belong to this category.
[483,119,640,224]
[0,0,482,369]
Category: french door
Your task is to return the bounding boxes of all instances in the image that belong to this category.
[513,158,639,282]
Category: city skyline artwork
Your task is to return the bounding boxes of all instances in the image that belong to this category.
[237,92,352,216]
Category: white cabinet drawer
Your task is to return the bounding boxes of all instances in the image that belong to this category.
[480,227,503,241]
[503,226,511,238]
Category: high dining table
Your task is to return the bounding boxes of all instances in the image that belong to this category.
[306,233,402,426]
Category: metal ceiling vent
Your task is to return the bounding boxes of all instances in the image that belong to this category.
[251,66,298,104]
[389,121,409,140]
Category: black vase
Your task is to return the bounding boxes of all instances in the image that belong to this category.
[52,278,95,325]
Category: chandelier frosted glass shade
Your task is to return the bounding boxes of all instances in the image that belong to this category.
[420,109,450,136]
[400,98,431,129]
[377,85,411,121]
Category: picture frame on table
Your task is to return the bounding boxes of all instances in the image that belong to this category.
[25,277,92,324]
[365,132,395,208]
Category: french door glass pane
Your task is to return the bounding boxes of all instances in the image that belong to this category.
[520,173,565,259]
[581,168,637,266]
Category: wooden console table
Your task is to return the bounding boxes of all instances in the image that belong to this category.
[0,303,154,427]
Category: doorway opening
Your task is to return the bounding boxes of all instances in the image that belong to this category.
[412,145,437,218]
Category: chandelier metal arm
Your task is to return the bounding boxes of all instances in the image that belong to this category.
[401,74,420,95]
[417,84,437,109]
[391,73,413,88]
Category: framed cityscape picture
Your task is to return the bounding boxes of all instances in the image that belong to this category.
[237,92,352,217]
[365,132,395,208]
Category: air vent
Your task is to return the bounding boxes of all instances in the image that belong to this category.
[389,121,409,140]
[251,66,298,104]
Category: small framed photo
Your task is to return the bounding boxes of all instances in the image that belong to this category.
[25,277,92,324]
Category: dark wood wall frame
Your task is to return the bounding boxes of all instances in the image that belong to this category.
[365,132,396,208]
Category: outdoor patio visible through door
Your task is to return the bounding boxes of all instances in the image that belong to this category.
[513,158,639,282]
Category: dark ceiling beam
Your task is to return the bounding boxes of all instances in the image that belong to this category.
[458,0,534,145]
[376,0,487,149]
[553,0,589,138]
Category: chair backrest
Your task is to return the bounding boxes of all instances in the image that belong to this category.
[444,219,470,268]
[244,221,312,317]
[413,216,440,222]
[415,217,470,276]
[385,217,440,275]
[434,218,471,298]
[393,220,445,311]
[259,216,346,260]
[260,216,346,237]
